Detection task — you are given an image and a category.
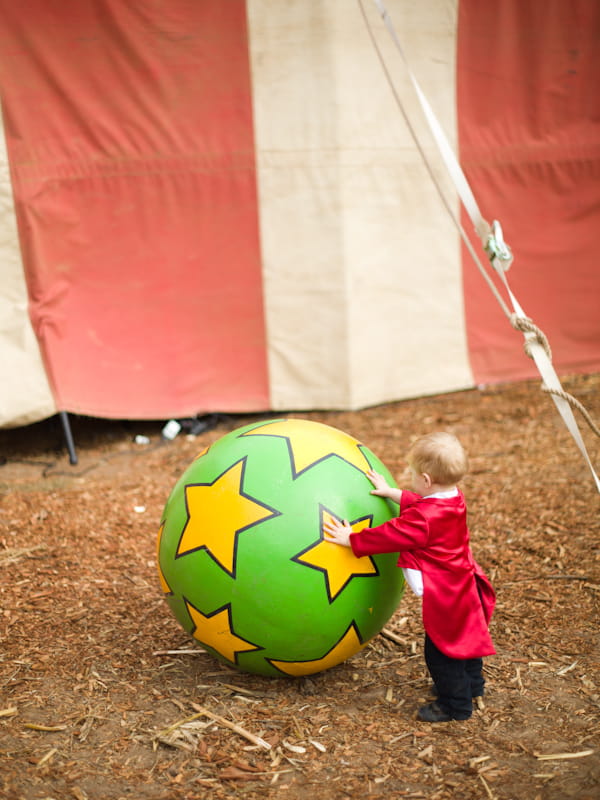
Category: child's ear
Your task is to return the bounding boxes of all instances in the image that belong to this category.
[422,472,432,488]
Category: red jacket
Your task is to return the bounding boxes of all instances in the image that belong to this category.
[349,490,495,659]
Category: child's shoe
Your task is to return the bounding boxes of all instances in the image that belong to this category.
[417,702,452,723]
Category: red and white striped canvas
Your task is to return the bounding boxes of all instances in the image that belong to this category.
[1,0,598,427]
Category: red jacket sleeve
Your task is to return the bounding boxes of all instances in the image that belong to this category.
[349,504,430,558]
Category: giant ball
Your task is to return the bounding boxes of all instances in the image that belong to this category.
[157,418,405,676]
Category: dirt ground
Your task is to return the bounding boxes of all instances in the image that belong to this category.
[1,373,599,800]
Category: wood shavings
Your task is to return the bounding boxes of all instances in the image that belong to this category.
[380,627,405,645]
[478,772,496,799]
[469,755,491,768]
[282,740,306,754]
[417,744,433,762]
[556,661,578,676]
[35,748,58,767]
[24,723,68,731]
[1,373,599,799]
[154,717,214,751]
[190,703,271,750]
[0,544,45,565]
[534,749,595,761]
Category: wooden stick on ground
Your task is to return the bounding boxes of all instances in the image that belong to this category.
[190,702,272,750]
[479,773,496,800]
[534,749,595,761]
[380,628,405,645]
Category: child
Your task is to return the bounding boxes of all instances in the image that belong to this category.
[324,431,495,723]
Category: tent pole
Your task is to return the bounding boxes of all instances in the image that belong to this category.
[59,411,78,465]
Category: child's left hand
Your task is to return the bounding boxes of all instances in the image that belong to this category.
[323,518,353,547]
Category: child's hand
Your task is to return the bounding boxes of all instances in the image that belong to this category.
[323,518,353,548]
[366,469,402,504]
[367,469,390,496]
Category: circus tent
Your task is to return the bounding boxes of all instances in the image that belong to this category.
[1,0,599,428]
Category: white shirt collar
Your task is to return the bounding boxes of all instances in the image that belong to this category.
[424,487,459,499]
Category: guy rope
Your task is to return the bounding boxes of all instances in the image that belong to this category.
[360,0,600,492]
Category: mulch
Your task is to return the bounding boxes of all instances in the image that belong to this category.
[1,372,599,800]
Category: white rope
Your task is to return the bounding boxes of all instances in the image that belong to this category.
[363,0,600,492]
[358,0,512,318]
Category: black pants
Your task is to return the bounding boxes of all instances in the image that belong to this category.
[424,634,484,720]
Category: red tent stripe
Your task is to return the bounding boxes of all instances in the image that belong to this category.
[457,0,600,385]
[2,0,268,417]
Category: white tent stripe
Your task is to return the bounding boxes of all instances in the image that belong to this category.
[0,102,56,428]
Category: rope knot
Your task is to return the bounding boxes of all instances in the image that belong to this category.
[509,314,552,361]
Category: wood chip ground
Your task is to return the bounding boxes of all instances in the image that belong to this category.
[1,374,599,800]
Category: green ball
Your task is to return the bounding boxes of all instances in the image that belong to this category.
[157,418,404,677]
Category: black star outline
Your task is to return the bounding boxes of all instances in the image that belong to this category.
[291,505,380,603]
[267,620,366,676]
[184,598,264,665]
[238,420,372,479]
[175,456,281,578]
[156,522,173,596]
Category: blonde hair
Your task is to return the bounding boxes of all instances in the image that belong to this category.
[407,432,468,485]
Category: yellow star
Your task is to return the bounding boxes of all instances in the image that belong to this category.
[177,458,279,576]
[156,523,172,594]
[242,419,371,477]
[294,508,378,601]
[269,623,365,676]
[186,601,261,664]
